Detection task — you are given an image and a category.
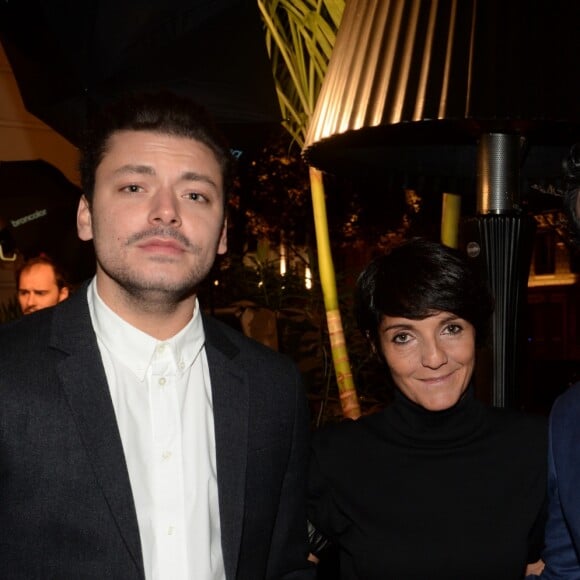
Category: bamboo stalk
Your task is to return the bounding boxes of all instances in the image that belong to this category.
[441,192,461,248]
[309,166,360,419]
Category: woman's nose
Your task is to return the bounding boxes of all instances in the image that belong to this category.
[421,339,448,368]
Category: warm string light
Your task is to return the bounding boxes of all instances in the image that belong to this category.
[279,238,287,276]
[280,233,312,290]
[305,266,313,290]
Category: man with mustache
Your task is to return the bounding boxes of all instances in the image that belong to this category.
[0,92,314,580]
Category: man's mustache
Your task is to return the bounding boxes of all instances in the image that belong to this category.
[126,227,194,250]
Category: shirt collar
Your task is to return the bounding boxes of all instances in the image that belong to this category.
[87,278,205,381]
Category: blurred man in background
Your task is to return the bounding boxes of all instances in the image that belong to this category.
[17,254,69,314]
[535,144,580,579]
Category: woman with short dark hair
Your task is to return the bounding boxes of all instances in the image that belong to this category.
[309,238,547,579]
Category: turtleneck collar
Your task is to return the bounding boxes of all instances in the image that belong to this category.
[369,385,488,449]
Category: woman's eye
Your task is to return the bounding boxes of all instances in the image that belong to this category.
[392,332,411,344]
[445,324,462,335]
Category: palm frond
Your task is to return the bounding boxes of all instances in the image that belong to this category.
[258,0,345,147]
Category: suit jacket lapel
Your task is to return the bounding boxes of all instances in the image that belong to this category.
[204,315,249,580]
[50,288,144,577]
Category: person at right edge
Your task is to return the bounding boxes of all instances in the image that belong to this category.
[308,237,547,579]
[534,144,580,580]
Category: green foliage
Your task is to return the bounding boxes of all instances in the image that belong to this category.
[206,247,320,313]
[228,129,314,256]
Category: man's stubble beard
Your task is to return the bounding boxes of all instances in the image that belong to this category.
[91,219,221,310]
[95,246,216,313]
[101,255,211,311]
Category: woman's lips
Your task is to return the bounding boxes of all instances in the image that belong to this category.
[419,371,456,385]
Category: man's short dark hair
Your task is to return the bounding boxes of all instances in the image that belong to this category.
[17,255,69,291]
[79,91,234,205]
[354,238,494,355]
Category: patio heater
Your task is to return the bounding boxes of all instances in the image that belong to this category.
[303,0,579,407]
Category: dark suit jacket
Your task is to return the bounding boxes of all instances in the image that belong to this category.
[539,382,580,579]
[0,286,315,579]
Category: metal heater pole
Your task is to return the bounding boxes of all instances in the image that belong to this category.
[468,133,535,408]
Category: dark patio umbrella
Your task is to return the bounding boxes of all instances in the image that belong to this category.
[0,160,95,283]
[0,0,280,154]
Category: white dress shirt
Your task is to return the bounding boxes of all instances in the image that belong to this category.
[87,279,225,580]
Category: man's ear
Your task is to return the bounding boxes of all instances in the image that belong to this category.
[58,287,69,303]
[217,217,228,255]
[77,195,93,241]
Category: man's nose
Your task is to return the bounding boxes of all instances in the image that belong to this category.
[148,188,182,226]
[24,294,37,312]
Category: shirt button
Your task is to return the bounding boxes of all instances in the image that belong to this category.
[158,377,166,387]
[161,450,172,461]
[178,361,185,370]
[167,525,175,536]
[157,344,166,354]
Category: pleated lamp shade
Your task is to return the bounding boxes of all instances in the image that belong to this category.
[303,0,579,203]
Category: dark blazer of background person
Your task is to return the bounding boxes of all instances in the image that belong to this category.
[0,285,314,580]
[536,147,580,579]
[539,383,580,578]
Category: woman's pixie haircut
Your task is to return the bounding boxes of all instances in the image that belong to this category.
[355,238,494,352]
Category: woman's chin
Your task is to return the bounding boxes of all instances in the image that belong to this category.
[415,391,465,412]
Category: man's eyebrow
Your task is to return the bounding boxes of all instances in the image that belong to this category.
[112,164,156,176]
[181,171,219,190]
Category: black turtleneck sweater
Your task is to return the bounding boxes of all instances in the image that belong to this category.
[308,389,547,579]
